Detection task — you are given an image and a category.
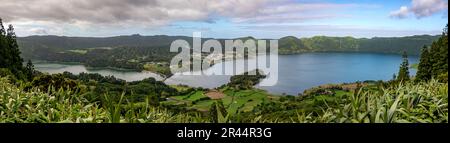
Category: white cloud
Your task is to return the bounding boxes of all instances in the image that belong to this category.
[390,0,448,19]
[29,28,48,35]
[411,0,448,18]
[240,24,442,38]
[390,6,410,19]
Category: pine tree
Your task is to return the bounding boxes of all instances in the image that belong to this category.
[415,46,432,82]
[0,18,7,68]
[428,24,448,80]
[397,51,410,82]
[25,60,35,80]
[411,24,448,83]
[0,18,5,36]
[438,24,448,74]
[0,18,28,80]
[6,24,23,73]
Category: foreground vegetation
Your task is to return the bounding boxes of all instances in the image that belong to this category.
[0,77,207,123]
[252,80,448,123]
[1,76,447,123]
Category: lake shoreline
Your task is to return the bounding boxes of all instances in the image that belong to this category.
[33,52,419,95]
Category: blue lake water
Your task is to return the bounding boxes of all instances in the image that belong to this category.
[34,52,419,95]
[257,53,418,95]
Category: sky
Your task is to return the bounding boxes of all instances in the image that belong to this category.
[0,0,448,38]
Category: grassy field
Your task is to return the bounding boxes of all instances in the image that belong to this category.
[143,63,171,77]
[67,49,88,54]
[162,88,272,116]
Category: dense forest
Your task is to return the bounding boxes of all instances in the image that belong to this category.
[279,35,440,55]
[415,25,448,83]
[0,18,448,123]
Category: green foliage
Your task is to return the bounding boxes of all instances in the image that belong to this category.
[227,69,266,90]
[31,74,78,91]
[0,18,27,81]
[60,72,178,104]
[25,60,36,80]
[280,35,439,55]
[254,80,448,123]
[437,72,448,83]
[416,46,432,81]
[0,77,206,123]
[416,24,448,82]
[209,101,229,123]
[0,68,16,82]
[278,36,307,54]
[397,51,410,82]
[143,63,172,77]
[1,74,447,123]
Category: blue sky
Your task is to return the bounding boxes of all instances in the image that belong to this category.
[1,0,447,38]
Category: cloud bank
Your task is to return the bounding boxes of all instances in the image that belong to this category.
[390,0,448,19]
[0,0,354,25]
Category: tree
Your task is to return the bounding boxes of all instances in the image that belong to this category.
[416,24,448,82]
[25,60,35,80]
[397,51,410,82]
[0,18,27,80]
[227,69,266,90]
[415,46,432,82]
[0,18,7,68]
[6,24,23,73]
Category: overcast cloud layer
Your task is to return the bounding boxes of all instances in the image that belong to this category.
[0,0,447,38]
[0,0,355,25]
[390,0,448,19]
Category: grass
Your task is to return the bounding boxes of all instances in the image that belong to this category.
[143,63,171,77]
[170,85,191,92]
[186,91,206,102]
[67,49,88,54]
[165,91,206,102]
[162,88,271,116]
[222,89,269,116]
[191,100,215,111]
[240,100,263,112]
[410,63,419,69]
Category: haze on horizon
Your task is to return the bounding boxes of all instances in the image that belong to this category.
[0,0,448,39]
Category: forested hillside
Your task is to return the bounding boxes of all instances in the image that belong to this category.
[279,35,440,55]
[19,34,439,58]
[17,34,439,75]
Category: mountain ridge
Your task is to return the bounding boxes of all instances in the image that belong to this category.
[17,34,440,74]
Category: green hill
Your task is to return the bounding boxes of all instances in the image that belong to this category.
[278,35,440,55]
[16,34,440,74]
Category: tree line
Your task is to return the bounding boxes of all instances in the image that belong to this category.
[394,24,447,83]
[0,18,35,81]
[415,24,448,83]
